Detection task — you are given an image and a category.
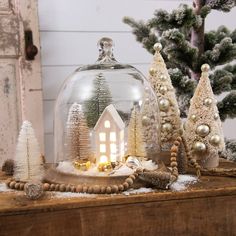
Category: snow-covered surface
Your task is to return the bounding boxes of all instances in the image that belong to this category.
[56,159,158,177]
[122,187,154,196]
[0,183,14,192]
[52,192,97,199]
[170,175,198,191]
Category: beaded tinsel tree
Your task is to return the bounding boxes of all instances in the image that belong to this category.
[127,105,146,158]
[65,103,91,162]
[185,64,225,168]
[14,121,44,182]
[148,43,182,151]
[84,73,112,127]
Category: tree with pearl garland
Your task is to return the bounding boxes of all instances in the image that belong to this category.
[123,0,236,157]
[148,43,182,151]
[185,64,225,168]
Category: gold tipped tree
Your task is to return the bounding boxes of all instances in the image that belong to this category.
[65,103,91,162]
[148,43,182,150]
[127,105,146,158]
[185,64,225,168]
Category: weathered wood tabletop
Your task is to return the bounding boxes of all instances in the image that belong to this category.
[0,170,236,236]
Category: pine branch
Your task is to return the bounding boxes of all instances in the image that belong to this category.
[205,0,236,12]
[224,64,236,89]
[162,29,198,70]
[218,91,236,121]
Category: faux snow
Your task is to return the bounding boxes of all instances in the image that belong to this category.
[170,174,198,191]
[56,159,158,177]
[122,187,154,196]
[52,192,97,199]
[0,183,14,192]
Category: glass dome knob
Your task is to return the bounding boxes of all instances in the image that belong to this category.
[97,37,117,63]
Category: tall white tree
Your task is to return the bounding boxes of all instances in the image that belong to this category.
[14,121,44,181]
[185,64,225,168]
[65,103,91,162]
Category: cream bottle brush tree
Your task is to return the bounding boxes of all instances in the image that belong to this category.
[148,43,182,150]
[185,64,225,168]
[14,121,44,182]
[65,103,91,162]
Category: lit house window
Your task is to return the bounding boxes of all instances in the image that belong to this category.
[104,120,110,128]
[99,132,106,141]
[110,143,117,154]
[110,154,116,162]
[100,155,108,163]
[100,144,106,153]
[110,132,116,142]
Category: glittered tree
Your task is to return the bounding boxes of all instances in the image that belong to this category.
[185,64,225,168]
[127,105,146,158]
[65,103,91,162]
[14,121,44,182]
[123,1,236,120]
[84,73,112,127]
[148,43,182,151]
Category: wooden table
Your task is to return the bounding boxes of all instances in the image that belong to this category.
[0,172,236,236]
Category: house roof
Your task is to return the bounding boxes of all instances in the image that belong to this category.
[94,104,125,130]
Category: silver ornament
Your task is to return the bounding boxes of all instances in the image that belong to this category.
[201,64,210,72]
[153,43,162,52]
[162,123,173,132]
[210,135,221,146]
[191,114,197,121]
[149,68,156,76]
[159,98,170,111]
[204,98,213,106]
[196,124,210,137]
[214,113,219,120]
[160,74,167,81]
[193,141,207,153]
[160,86,168,94]
[142,116,150,126]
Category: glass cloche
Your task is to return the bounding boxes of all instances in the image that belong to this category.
[54,37,161,166]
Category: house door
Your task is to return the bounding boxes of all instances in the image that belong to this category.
[0,0,44,166]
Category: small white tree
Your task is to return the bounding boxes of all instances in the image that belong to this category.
[14,121,44,181]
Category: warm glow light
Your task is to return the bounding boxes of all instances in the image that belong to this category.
[110,154,116,162]
[99,132,106,141]
[100,155,108,163]
[110,132,116,141]
[110,143,117,154]
[120,130,124,140]
[100,144,106,153]
[104,120,110,128]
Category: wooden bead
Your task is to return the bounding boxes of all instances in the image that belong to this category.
[171,152,177,157]
[6,180,11,187]
[88,186,93,194]
[100,186,106,194]
[174,141,180,146]
[171,146,178,153]
[9,181,16,189]
[176,137,182,142]
[93,185,101,194]
[171,161,178,167]
[190,159,196,165]
[123,182,129,190]
[172,167,178,172]
[76,185,83,193]
[55,184,60,191]
[50,184,55,191]
[65,185,71,192]
[15,183,20,190]
[71,186,76,192]
[118,184,124,191]
[172,171,178,177]
[129,174,136,180]
[111,185,119,193]
[43,183,50,191]
[133,172,139,177]
[170,157,177,162]
[59,184,66,192]
[20,183,25,190]
[82,186,88,193]
[106,186,112,194]
[125,178,133,186]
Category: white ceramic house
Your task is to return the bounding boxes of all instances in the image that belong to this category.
[94,104,125,163]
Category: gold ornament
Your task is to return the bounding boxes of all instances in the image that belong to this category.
[196,124,210,137]
[160,74,167,81]
[193,141,207,153]
[160,85,168,94]
[142,116,150,126]
[214,113,219,120]
[191,114,197,121]
[210,135,221,146]
[204,98,212,106]
[149,67,156,76]
[162,123,173,132]
[153,43,162,52]
[201,64,210,72]
[159,98,170,111]
[73,160,91,171]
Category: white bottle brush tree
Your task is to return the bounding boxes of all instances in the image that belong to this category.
[65,103,91,162]
[14,121,44,182]
[127,104,146,158]
[185,64,225,168]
